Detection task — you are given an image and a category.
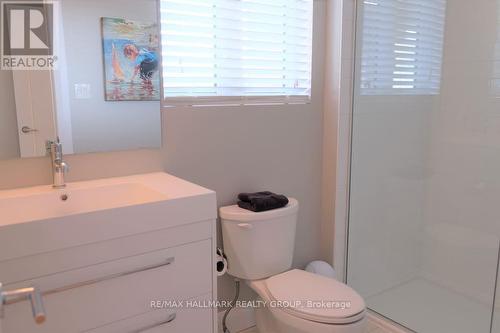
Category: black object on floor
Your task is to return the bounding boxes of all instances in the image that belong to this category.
[237,191,289,212]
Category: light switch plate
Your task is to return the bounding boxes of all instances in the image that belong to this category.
[74,84,91,99]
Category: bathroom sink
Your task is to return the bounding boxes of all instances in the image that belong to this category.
[0,182,167,226]
[0,173,217,261]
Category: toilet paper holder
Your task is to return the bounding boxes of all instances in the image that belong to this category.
[216,248,228,276]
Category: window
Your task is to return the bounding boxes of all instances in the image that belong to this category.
[359,0,446,95]
[159,0,313,106]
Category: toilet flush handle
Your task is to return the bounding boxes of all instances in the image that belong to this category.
[237,223,253,230]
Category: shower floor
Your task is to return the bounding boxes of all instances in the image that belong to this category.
[366,278,494,333]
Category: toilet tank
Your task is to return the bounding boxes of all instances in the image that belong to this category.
[220,198,298,280]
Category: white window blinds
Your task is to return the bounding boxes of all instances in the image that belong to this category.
[160,0,313,106]
[359,0,446,95]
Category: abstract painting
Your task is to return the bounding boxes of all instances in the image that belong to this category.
[101,17,160,101]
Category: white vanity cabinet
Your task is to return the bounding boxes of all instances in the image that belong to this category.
[0,173,218,333]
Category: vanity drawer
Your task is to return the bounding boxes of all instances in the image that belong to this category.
[2,239,213,333]
[0,220,212,285]
[84,294,213,333]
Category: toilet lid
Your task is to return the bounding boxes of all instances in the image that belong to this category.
[264,269,366,324]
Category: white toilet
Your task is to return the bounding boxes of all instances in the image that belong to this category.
[220,198,367,333]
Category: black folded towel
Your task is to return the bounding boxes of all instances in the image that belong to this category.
[237,191,289,212]
[238,191,273,202]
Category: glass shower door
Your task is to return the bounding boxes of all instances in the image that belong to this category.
[347,1,500,332]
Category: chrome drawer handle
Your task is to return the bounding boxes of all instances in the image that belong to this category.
[0,284,46,324]
[134,313,176,333]
[4,257,175,306]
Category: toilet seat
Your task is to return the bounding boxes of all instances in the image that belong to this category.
[263,269,366,325]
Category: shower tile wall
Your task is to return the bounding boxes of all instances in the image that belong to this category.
[424,0,500,331]
[348,0,500,332]
[348,96,433,297]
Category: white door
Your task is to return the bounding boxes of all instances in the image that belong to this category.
[13,70,58,158]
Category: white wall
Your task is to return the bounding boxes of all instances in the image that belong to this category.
[162,0,327,304]
[60,0,161,154]
[0,149,163,191]
[0,69,20,159]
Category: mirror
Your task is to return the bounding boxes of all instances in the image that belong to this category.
[0,0,162,159]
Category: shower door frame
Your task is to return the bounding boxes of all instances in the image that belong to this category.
[329,0,354,285]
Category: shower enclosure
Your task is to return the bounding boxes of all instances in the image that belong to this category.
[347,0,500,332]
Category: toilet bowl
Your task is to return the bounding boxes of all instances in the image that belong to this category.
[220,199,366,333]
[249,269,366,333]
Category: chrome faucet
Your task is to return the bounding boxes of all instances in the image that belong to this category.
[46,138,69,189]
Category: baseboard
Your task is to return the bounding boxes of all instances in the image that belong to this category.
[367,311,413,333]
[217,307,256,333]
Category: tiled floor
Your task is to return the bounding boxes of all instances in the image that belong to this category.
[238,321,391,333]
[366,328,391,333]
[365,321,392,333]
[367,278,491,333]
[239,328,258,333]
